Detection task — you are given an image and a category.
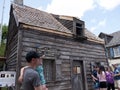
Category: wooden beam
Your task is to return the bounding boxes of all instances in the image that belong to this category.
[21,24,104,44]
[0,57,6,61]
[22,24,73,37]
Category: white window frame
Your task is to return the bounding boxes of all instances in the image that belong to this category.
[113,46,120,57]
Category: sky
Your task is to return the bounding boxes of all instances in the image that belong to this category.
[0,0,120,36]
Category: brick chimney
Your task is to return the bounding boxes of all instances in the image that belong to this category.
[14,0,23,5]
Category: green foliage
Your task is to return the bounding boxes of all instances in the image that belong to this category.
[0,24,8,56]
[0,42,6,56]
[2,24,8,40]
[1,87,7,90]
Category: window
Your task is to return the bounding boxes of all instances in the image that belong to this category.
[73,66,81,74]
[43,59,55,82]
[113,46,120,57]
[76,23,83,36]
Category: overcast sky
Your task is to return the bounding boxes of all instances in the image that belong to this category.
[0,0,120,36]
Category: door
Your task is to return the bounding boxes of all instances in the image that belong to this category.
[72,60,84,90]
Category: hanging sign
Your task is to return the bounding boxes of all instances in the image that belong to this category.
[0,71,16,87]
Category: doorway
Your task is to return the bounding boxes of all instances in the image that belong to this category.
[72,60,84,90]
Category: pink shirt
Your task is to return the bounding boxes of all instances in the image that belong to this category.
[97,71,106,82]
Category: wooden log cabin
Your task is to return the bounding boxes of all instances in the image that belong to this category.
[5,3,107,90]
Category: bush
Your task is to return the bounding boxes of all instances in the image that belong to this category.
[0,42,6,56]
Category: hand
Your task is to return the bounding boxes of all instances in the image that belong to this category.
[41,85,48,90]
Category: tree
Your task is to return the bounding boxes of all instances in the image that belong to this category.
[0,24,8,56]
[2,24,8,40]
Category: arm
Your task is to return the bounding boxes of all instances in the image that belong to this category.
[18,67,25,83]
[34,86,42,90]
[18,66,29,83]
[114,72,120,77]
[91,74,98,81]
[114,69,120,77]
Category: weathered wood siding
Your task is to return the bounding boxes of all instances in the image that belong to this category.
[17,27,106,90]
[5,11,18,71]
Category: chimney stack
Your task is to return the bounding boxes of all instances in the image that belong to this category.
[14,0,23,5]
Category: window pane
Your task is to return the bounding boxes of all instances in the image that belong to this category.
[73,66,81,74]
[77,67,81,74]
[113,47,120,57]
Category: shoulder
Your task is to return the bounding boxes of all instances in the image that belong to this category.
[115,68,120,73]
[102,71,105,73]
[25,67,38,75]
[31,69,39,75]
[105,71,109,74]
[21,66,29,72]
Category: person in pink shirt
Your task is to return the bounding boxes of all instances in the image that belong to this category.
[97,66,107,90]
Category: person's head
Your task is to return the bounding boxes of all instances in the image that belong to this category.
[93,65,99,71]
[98,65,105,74]
[106,66,112,72]
[25,51,40,67]
[112,64,118,69]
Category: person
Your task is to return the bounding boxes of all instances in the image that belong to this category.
[35,57,48,90]
[117,64,120,71]
[113,64,120,90]
[97,65,107,90]
[20,51,42,90]
[105,66,115,90]
[91,65,99,90]
[18,53,48,90]
[36,66,46,87]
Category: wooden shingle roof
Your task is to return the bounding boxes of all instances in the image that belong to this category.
[106,30,120,47]
[12,4,71,34]
[12,4,104,44]
[84,29,104,43]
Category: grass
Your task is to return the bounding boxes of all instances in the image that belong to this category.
[0,42,6,57]
[1,87,7,90]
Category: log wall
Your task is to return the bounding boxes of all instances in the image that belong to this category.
[16,28,107,90]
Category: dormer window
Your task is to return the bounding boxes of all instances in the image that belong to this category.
[76,23,83,36]
[73,18,87,40]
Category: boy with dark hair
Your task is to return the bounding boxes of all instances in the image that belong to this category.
[22,51,42,90]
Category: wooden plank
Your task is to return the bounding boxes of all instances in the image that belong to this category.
[23,24,72,36]
[16,30,23,90]
[83,61,88,90]
[23,30,104,50]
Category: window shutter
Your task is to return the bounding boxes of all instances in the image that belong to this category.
[56,60,62,80]
[110,48,114,58]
